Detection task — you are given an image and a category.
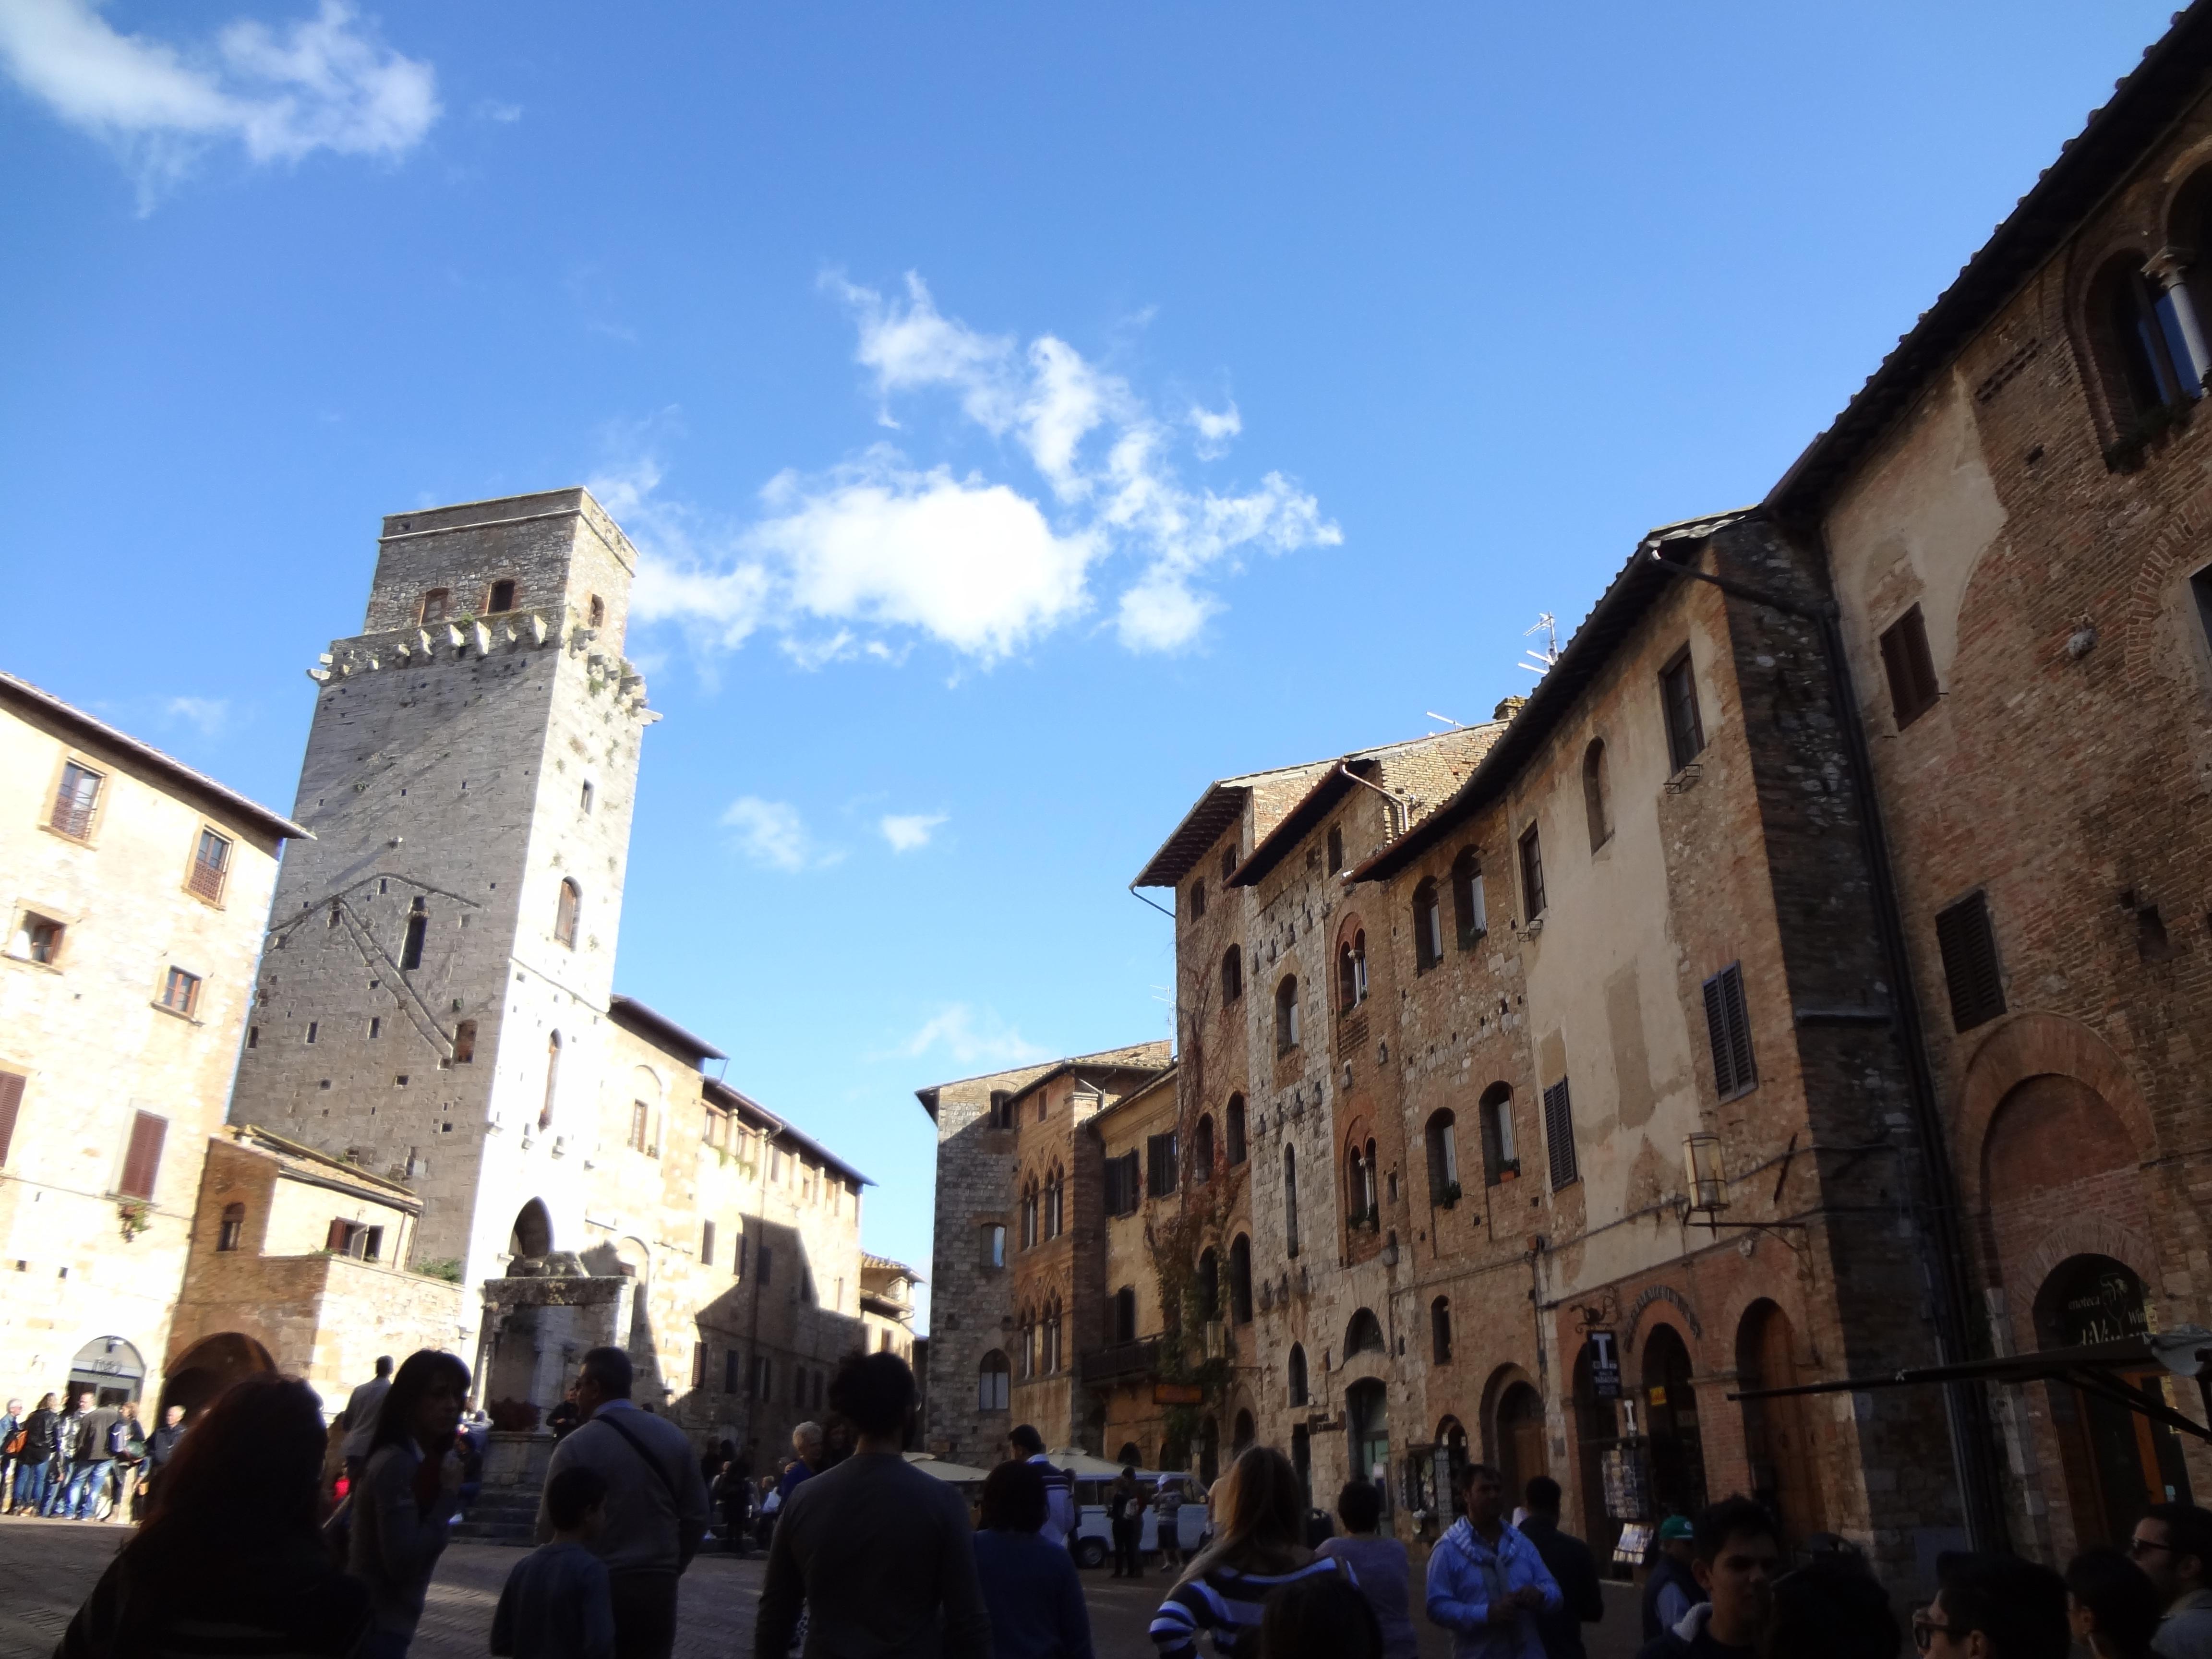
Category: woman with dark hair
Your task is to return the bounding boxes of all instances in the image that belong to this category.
[1150,1447,1353,1659]
[1256,1573,1384,1659]
[348,1349,470,1659]
[56,1373,370,1659]
[2066,1546,2163,1659]
[973,1460,1094,1659]
[1762,1554,1901,1659]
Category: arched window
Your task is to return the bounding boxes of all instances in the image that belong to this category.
[1337,930,1368,1011]
[1194,1115,1215,1181]
[1283,1144,1300,1258]
[1583,739,1612,851]
[1113,1286,1138,1344]
[1020,1178,1039,1249]
[555,879,581,948]
[587,594,606,630]
[1288,1344,1309,1407]
[217,1202,246,1252]
[1413,878,1443,972]
[1431,1296,1453,1363]
[1019,1310,1036,1378]
[978,1350,1010,1411]
[1229,1236,1253,1324]
[1364,1138,1378,1216]
[1190,878,1207,921]
[1044,1299,1063,1372]
[1346,1142,1375,1229]
[1275,976,1300,1053]
[1346,1308,1385,1355]
[1221,944,1243,1004]
[1452,847,1486,947]
[541,1032,561,1130]
[1478,1083,1517,1185]
[1226,1094,1247,1165]
[2090,252,2195,432]
[1426,1109,1460,1202]
[1045,1166,1064,1239]
[1197,1249,1221,1323]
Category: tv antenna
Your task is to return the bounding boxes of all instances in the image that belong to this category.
[1519,613,1559,679]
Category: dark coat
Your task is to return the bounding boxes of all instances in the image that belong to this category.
[1519,1515,1605,1659]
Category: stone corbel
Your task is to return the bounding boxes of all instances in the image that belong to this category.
[446,623,467,651]
[473,621,493,655]
[530,614,548,647]
[418,628,435,656]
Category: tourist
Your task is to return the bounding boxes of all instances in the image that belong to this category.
[1154,1475,1187,1571]
[141,1403,187,1509]
[341,1356,396,1487]
[493,1465,616,1659]
[1912,1551,2069,1659]
[2068,1547,2163,1659]
[548,1387,583,1442]
[12,1393,58,1515]
[1635,1498,1782,1659]
[60,1393,121,1520]
[1151,1446,1352,1659]
[1316,1479,1416,1659]
[1256,1573,1385,1659]
[1007,1424,1074,1548]
[1761,1554,1899,1659]
[1427,1463,1561,1659]
[1642,1517,1705,1644]
[108,1401,147,1522]
[1111,1465,1148,1580]
[349,1349,470,1659]
[779,1421,826,1506]
[43,1390,90,1516]
[1517,1477,1602,1659]
[2133,1503,2212,1659]
[56,1372,370,1659]
[535,1346,710,1659]
[973,1459,1094,1659]
[756,1473,781,1551]
[0,1397,20,1512]
[756,1351,991,1659]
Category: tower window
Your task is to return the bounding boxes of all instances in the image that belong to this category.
[580,781,595,814]
[1451,848,1486,947]
[1935,891,2006,1033]
[1221,944,1242,1005]
[420,589,450,625]
[453,1020,476,1063]
[588,595,606,630]
[1582,739,1611,851]
[1660,649,1706,772]
[555,880,581,948]
[119,1110,167,1200]
[1189,878,1207,922]
[1326,825,1343,874]
[1413,879,1443,972]
[189,829,231,902]
[1518,825,1547,921]
[159,967,201,1018]
[1701,962,1757,1099]
[48,760,102,841]
[487,578,517,613]
[1275,975,1300,1053]
[1220,843,1237,881]
[1543,1079,1578,1189]
[1337,930,1368,1011]
[1879,606,1941,729]
[217,1202,245,1252]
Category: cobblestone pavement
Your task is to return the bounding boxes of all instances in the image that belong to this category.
[0,1515,1638,1659]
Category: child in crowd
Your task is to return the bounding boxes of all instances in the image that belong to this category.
[491,1466,615,1659]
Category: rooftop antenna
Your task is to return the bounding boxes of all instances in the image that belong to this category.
[1519,613,1559,679]
[1425,711,1464,729]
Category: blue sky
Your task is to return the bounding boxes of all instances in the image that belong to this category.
[0,0,2175,1327]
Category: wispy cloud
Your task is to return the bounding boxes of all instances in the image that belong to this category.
[719,795,842,873]
[895,1003,1049,1069]
[619,273,1339,666]
[163,695,230,736]
[879,812,947,854]
[473,98,519,123]
[0,0,438,206]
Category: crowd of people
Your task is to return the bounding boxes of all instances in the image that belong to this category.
[20,1346,2212,1659]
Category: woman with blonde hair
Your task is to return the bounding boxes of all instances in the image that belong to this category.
[1149,1447,1353,1659]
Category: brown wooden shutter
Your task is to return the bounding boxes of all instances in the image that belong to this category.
[1880,606,1941,728]
[1936,892,2006,1031]
[1543,1081,1578,1188]
[1702,963,1756,1098]
[0,1070,23,1166]
[326,1218,350,1251]
[119,1111,166,1199]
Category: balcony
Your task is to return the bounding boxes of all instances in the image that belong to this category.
[1078,1336,1163,1387]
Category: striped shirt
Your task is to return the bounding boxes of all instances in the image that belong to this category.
[1149,1557,1355,1659]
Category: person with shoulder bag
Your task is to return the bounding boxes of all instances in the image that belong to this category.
[347,1350,471,1659]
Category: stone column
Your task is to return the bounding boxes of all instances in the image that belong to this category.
[2146,247,2212,391]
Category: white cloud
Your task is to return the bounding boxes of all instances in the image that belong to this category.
[163,695,229,735]
[474,98,519,123]
[623,274,1338,664]
[897,1003,1048,1069]
[719,795,841,873]
[879,812,947,853]
[0,0,438,204]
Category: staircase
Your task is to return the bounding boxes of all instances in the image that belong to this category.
[452,1481,541,1545]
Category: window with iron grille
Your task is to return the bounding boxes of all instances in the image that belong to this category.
[1661,649,1706,772]
[1880,606,1941,729]
[1701,962,1756,1099]
[49,761,101,841]
[1935,891,2006,1032]
[188,829,231,902]
[119,1111,167,1200]
[1542,1080,1578,1189]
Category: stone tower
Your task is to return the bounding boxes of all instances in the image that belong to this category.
[230,488,656,1335]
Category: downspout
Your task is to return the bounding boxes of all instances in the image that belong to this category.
[1646,539,2009,1552]
[1337,765,1414,839]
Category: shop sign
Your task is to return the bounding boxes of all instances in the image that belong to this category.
[1153,1382,1204,1405]
[1586,1330,1621,1399]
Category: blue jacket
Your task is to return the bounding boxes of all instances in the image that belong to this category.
[1424,1518,1563,1659]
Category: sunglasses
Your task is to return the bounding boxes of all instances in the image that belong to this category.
[1911,1610,1969,1652]
[2129,1537,2175,1559]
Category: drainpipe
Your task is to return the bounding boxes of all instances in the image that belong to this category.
[1338,765,1414,839]
[1645,538,2009,1553]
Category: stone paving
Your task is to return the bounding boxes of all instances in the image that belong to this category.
[0,1514,1640,1659]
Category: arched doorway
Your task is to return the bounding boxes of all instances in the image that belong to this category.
[1737,1301,1824,1545]
[1199,1416,1221,1486]
[1436,1416,1471,1520]
[1641,1325,1707,1519]
[160,1332,275,1418]
[510,1199,553,1259]
[1347,1378,1390,1488]
[1233,1408,1255,1456]
[1495,1381,1548,1506]
[68,1337,145,1407]
[2037,1254,2193,1542]
[1571,1341,1622,1561]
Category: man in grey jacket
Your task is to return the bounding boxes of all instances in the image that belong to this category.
[536,1347,709,1659]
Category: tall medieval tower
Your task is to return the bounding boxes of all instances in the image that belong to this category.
[228,489,656,1345]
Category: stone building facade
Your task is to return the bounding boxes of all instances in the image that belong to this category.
[0,672,304,1412]
[166,488,886,1459]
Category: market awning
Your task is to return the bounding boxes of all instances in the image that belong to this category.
[1727,1327,2212,1444]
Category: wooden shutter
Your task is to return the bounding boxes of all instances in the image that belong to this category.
[1542,1081,1578,1189]
[1880,607,1940,729]
[1936,892,2006,1031]
[120,1111,166,1199]
[1103,1157,1124,1216]
[0,1070,23,1167]
[325,1218,350,1251]
[1701,963,1756,1098]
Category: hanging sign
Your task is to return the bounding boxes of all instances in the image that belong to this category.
[1154,1382,1204,1405]
[1586,1329,1622,1399]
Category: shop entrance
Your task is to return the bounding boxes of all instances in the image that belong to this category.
[68,1337,145,1407]
[1641,1325,1707,1520]
[2039,1254,2193,1542]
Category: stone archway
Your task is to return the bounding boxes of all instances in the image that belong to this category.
[1641,1323,1707,1519]
[161,1331,275,1418]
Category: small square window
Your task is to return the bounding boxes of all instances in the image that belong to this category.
[159,967,201,1018]
[10,914,63,966]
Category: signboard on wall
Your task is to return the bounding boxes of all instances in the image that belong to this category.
[1586,1330,1622,1399]
[1154,1382,1204,1405]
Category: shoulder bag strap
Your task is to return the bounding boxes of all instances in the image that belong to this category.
[594,1411,681,1507]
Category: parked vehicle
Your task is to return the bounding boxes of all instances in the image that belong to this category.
[1068,1472,1207,1569]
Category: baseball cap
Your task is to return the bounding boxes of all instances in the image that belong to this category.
[1658,1515,1695,1541]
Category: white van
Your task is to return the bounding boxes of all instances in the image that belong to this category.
[1069,1472,1208,1569]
